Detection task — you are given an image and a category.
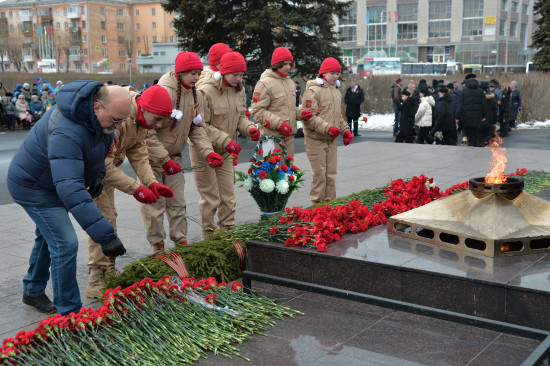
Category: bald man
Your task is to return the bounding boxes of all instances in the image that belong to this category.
[7,81,131,316]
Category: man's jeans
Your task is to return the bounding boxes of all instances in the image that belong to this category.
[392,102,401,134]
[22,205,82,315]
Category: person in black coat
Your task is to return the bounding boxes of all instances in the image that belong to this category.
[455,73,486,147]
[344,80,365,136]
[479,81,498,146]
[395,89,415,143]
[295,81,301,107]
[433,86,457,146]
[498,83,512,137]
[509,81,522,129]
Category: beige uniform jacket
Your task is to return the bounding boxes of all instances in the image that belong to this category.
[196,66,215,90]
[301,80,349,140]
[251,69,302,137]
[199,77,256,154]
[102,90,157,195]
[148,71,214,166]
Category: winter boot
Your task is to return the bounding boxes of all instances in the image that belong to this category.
[86,268,106,299]
[151,242,165,255]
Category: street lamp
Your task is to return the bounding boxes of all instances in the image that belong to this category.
[129,57,132,85]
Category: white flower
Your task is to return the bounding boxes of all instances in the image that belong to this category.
[243,178,254,191]
[283,174,290,182]
[193,113,203,125]
[259,179,275,193]
[171,109,183,120]
[275,180,289,194]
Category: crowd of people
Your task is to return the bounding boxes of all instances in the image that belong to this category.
[391,74,522,146]
[7,44,354,317]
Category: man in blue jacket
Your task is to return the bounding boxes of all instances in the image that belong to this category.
[7,80,131,316]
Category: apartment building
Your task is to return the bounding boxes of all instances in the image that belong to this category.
[0,0,176,74]
[338,0,538,72]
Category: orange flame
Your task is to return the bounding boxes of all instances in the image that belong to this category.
[485,135,507,184]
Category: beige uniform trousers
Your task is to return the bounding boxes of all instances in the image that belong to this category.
[304,136,337,203]
[140,155,187,245]
[281,135,295,159]
[87,184,117,269]
[189,145,236,239]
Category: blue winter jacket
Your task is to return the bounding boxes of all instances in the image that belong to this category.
[7,80,117,245]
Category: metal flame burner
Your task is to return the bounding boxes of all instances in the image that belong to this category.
[469,176,524,200]
[387,177,550,257]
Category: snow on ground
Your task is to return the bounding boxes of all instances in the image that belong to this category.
[356,113,550,132]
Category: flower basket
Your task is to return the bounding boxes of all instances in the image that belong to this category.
[236,136,305,220]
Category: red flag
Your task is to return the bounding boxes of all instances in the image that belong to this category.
[388,11,391,22]
[395,11,398,22]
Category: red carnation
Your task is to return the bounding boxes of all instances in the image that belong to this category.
[258,171,267,179]
[291,165,300,171]
[269,226,278,235]
[289,175,295,181]
[258,149,263,154]
[268,157,276,164]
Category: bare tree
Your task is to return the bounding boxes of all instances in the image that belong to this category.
[125,39,134,73]
[57,48,62,71]
[0,51,5,72]
[142,35,150,55]
[63,46,70,72]
[7,39,23,72]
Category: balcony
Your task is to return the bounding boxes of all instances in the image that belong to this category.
[19,10,31,22]
[70,27,81,34]
[23,54,34,62]
[22,27,33,35]
[70,55,83,62]
[39,8,52,20]
[67,6,81,19]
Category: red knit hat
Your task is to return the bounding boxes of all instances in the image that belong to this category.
[209,43,231,67]
[137,85,172,117]
[319,57,341,74]
[175,52,203,74]
[271,47,293,65]
[220,52,247,74]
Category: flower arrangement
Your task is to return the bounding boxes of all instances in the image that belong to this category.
[236,136,305,218]
[1,275,301,365]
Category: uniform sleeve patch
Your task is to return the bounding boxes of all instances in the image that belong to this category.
[252,92,261,103]
[305,100,312,108]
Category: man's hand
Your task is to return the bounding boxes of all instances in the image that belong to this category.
[101,237,127,257]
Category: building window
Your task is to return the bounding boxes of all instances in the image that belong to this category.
[82,21,86,29]
[511,1,519,12]
[101,22,106,29]
[63,7,67,15]
[397,3,418,40]
[55,8,59,15]
[152,35,157,42]
[510,21,517,37]
[8,11,12,18]
[102,35,107,43]
[81,6,85,14]
[100,7,105,15]
[56,22,60,29]
[136,23,140,30]
[152,22,156,29]
[83,35,87,42]
[366,5,386,41]
[338,7,357,42]
[135,9,139,16]
[119,50,126,57]
[499,18,507,36]
[118,36,124,44]
[120,63,126,70]
[70,46,80,56]
[136,36,140,44]
[152,8,156,16]
[83,49,87,56]
[520,23,527,44]
[84,63,88,70]
[118,23,125,30]
[117,9,124,16]
[428,0,452,38]
[169,22,174,29]
[522,4,529,15]
[170,35,174,42]
[501,0,508,11]
[103,49,108,57]
[64,21,68,29]
[65,36,69,43]
[462,0,484,36]
[72,20,78,28]
[137,50,141,56]
[57,36,61,43]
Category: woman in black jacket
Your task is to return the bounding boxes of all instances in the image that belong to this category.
[433,86,457,146]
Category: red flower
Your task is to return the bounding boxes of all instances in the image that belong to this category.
[231,281,244,292]
[248,168,252,174]
[281,164,288,171]
[318,243,327,252]
[205,294,217,304]
[289,175,295,181]
[269,226,278,235]
[258,149,264,154]
[287,156,294,161]
[258,171,267,179]
[268,157,276,164]
[291,165,300,171]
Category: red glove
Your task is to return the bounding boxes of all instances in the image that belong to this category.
[225,140,241,155]
[245,109,251,119]
[327,126,341,138]
[343,130,353,146]
[249,127,261,141]
[206,152,224,168]
[149,182,174,198]
[133,186,158,204]
[162,159,181,175]
[301,110,313,121]
[279,122,292,137]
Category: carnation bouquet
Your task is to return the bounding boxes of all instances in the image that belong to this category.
[236,136,304,219]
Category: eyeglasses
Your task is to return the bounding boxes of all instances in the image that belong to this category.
[98,101,129,125]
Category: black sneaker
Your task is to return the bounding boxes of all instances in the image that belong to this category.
[22,293,57,314]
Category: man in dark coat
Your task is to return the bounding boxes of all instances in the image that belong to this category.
[391,77,402,136]
[395,89,415,143]
[344,80,365,136]
[433,85,457,146]
[455,73,486,147]
[509,80,522,129]
[479,81,498,146]
[7,81,130,316]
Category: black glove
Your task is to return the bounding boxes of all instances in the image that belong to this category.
[101,237,127,257]
[88,177,103,199]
